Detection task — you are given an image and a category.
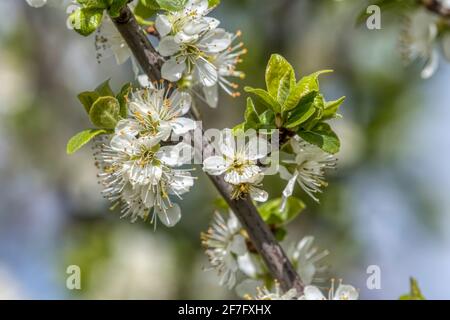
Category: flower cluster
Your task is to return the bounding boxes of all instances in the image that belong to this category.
[94,84,196,227]
[202,210,330,296]
[155,0,246,108]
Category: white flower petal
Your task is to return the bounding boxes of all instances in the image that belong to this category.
[199,29,232,54]
[114,46,132,65]
[203,156,227,175]
[204,17,220,29]
[170,90,192,115]
[171,117,197,135]
[237,253,260,278]
[156,122,173,142]
[140,186,156,208]
[137,74,152,88]
[421,49,439,79]
[250,187,268,202]
[156,203,181,227]
[218,131,235,158]
[110,134,138,154]
[174,31,200,43]
[235,279,264,298]
[280,170,299,211]
[194,58,218,87]
[229,234,247,256]
[303,286,326,300]
[186,0,209,16]
[161,56,186,82]
[115,119,140,136]
[278,165,293,181]
[245,136,269,160]
[155,14,172,37]
[333,285,359,300]
[227,212,241,231]
[158,143,193,166]
[203,84,219,108]
[158,36,181,56]
[170,173,194,195]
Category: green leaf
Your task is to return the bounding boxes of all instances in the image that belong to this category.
[244,97,260,130]
[258,197,305,225]
[244,87,282,113]
[265,54,295,101]
[89,96,121,129]
[156,0,188,11]
[259,110,275,125]
[278,69,295,108]
[140,0,161,9]
[134,1,158,19]
[95,79,115,97]
[66,129,107,155]
[77,80,116,114]
[69,7,104,36]
[108,0,129,18]
[322,96,345,120]
[116,83,132,119]
[78,91,100,114]
[298,122,340,154]
[284,70,332,111]
[285,91,316,129]
[208,0,220,8]
[399,278,426,300]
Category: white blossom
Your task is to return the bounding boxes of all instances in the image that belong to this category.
[201,211,248,289]
[203,131,269,201]
[158,29,232,85]
[95,17,139,76]
[279,136,336,205]
[94,134,195,227]
[119,85,195,143]
[400,10,439,79]
[155,0,217,40]
[250,282,299,300]
[300,280,359,300]
[290,236,329,286]
[201,31,247,108]
[155,0,247,99]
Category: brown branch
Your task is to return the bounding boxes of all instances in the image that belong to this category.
[111,6,304,294]
[420,0,450,18]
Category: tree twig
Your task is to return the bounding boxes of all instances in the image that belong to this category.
[111,5,304,294]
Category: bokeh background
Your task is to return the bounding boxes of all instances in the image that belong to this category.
[0,0,449,299]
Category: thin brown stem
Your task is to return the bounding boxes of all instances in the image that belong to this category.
[111,6,304,293]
